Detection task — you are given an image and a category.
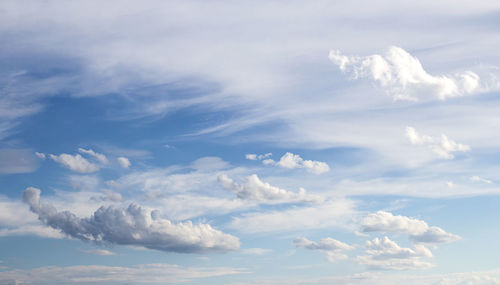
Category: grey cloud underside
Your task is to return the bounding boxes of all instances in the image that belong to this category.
[22,187,240,253]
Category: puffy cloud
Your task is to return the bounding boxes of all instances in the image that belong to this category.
[360,211,460,244]
[257,152,329,174]
[22,187,240,253]
[406,127,470,159]
[78,148,109,164]
[218,174,322,203]
[49,153,99,173]
[329,46,482,101]
[0,263,246,285]
[357,237,434,270]
[117,156,131,168]
[294,237,353,263]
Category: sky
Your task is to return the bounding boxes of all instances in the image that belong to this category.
[2,0,500,284]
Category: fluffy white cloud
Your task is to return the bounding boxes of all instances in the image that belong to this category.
[117,156,131,168]
[78,148,108,164]
[360,211,461,244]
[49,153,99,173]
[0,263,246,285]
[406,127,470,159]
[259,152,330,174]
[22,187,240,253]
[330,46,482,101]
[294,237,353,263]
[218,174,322,203]
[357,237,434,270]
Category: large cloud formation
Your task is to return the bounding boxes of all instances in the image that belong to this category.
[360,211,461,243]
[22,187,240,253]
[329,46,482,101]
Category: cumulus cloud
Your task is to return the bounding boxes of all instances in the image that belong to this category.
[357,237,433,270]
[294,237,353,263]
[256,152,330,174]
[0,263,246,285]
[329,46,482,101]
[78,148,108,164]
[218,174,322,204]
[406,127,470,159]
[49,153,99,173]
[117,156,131,168]
[360,211,460,244]
[22,187,240,253]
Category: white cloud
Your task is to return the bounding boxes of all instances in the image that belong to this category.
[406,127,470,159]
[227,199,356,234]
[78,148,108,164]
[49,153,99,173]
[259,152,330,174]
[470,176,493,184]
[117,156,131,168]
[245,153,272,161]
[329,46,482,101]
[357,237,433,271]
[218,174,322,204]
[0,263,246,285]
[294,237,353,263]
[80,249,115,256]
[35,152,46,159]
[22,187,240,253]
[360,211,461,244]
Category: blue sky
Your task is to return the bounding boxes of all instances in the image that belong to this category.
[2,1,500,284]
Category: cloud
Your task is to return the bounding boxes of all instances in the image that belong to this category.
[242,248,272,255]
[0,263,246,285]
[329,46,483,101]
[227,199,356,234]
[0,149,38,174]
[80,249,115,256]
[256,152,330,174]
[357,237,433,270]
[49,153,99,173]
[470,176,493,184]
[406,127,470,159]
[78,148,108,164]
[35,152,46,159]
[22,187,240,253]
[117,156,131,168]
[245,153,272,161]
[218,174,322,204]
[294,237,353,263]
[360,211,460,244]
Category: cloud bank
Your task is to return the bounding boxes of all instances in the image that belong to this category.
[22,187,240,253]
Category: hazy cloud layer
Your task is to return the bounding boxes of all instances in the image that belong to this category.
[22,187,240,253]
